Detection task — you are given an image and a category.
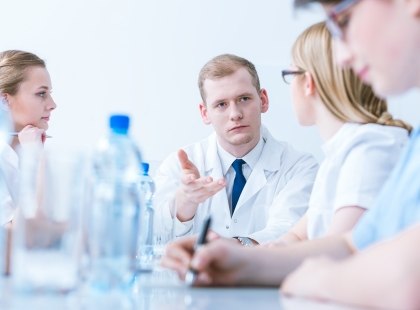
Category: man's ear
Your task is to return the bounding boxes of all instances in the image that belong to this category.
[304,72,316,97]
[199,102,211,125]
[259,89,269,113]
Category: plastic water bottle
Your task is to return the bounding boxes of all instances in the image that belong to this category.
[87,114,142,292]
[137,162,155,271]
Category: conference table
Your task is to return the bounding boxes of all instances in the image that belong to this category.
[0,268,364,310]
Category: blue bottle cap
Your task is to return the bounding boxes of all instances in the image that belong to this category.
[109,114,130,134]
[142,162,149,175]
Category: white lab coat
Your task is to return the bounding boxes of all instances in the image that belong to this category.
[0,142,18,225]
[154,127,318,243]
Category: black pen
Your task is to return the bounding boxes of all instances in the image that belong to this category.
[185,216,212,286]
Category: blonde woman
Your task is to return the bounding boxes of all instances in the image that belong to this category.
[268,21,411,245]
[0,50,56,224]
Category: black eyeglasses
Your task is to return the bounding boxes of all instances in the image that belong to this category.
[326,0,361,40]
[281,69,305,84]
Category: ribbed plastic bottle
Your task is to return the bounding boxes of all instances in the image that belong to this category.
[137,162,155,271]
[87,114,142,291]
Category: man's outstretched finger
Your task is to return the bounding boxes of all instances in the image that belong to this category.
[178,149,198,172]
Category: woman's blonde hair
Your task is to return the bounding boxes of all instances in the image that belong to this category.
[0,50,46,96]
[292,22,411,132]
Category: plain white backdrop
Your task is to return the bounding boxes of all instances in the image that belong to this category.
[1,0,419,166]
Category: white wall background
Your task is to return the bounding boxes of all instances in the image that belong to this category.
[1,0,419,166]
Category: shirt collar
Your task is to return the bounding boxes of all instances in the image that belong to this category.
[217,135,265,176]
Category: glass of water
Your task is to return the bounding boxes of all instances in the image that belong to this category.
[11,147,85,293]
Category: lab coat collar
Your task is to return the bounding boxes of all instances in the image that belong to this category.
[236,127,280,209]
[203,126,283,212]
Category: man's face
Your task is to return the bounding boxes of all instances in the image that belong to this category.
[325,0,420,97]
[200,67,269,157]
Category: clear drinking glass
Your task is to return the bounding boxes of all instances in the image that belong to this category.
[137,198,176,272]
[11,147,85,293]
[152,202,176,267]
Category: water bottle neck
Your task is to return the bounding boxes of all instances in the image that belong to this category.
[111,129,129,135]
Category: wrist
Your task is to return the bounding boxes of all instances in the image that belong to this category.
[175,191,198,222]
[233,236,257,247]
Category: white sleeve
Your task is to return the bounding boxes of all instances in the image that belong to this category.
[153,153,194,238]
[334,137,405,211]
[249,153,318,243]
[0,150,17,225]
[0,172,15,225]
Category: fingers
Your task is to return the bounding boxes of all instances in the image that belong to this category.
[178,149,200,178]
[177,149,189,167]
[176,176,226,222]
[41,132,47,144]
[180,174,222,188]
[18,125,45,145]
[190,240,226,274]
[179,175,225,203]
[180,173,201,185]
[207,230,221,242]
[161,235,197,279]
[163,237,242,287]
[189,239,240,286]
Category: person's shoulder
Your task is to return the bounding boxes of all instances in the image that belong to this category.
[333,123,409,167]
[346,123,409,149]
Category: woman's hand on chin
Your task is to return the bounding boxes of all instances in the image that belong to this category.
[18,125,45,147]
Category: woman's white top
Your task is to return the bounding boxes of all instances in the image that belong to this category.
[0,142,19,225]
[306,123,408,240]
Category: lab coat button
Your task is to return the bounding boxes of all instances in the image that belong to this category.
[234,219,238,223]
[226,225,230,229]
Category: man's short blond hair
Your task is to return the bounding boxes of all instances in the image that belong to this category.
[198,54,261,102]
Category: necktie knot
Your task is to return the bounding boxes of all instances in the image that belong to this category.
[232,159,245,173]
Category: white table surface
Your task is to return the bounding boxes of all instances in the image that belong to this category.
[0,269,364,310]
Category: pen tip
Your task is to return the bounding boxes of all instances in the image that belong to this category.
[185,270,196,286]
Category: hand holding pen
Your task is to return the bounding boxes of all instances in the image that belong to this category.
[185,216,212,286]
[10,125,52,145]
[161,221,250,287]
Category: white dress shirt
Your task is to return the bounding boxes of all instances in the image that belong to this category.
[217,136,264,213]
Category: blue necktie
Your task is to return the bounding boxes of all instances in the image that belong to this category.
[231,159,246,215]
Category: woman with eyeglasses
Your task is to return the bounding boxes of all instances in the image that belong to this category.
[0,50,56,225]
[282,0,420,309]
[267,21,411,246]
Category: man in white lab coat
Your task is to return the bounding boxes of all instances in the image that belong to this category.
[154,54,318,245]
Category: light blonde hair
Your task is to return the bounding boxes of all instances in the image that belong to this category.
[0,50,46,96]
[292,22,411,132]
[198,54,261,102]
